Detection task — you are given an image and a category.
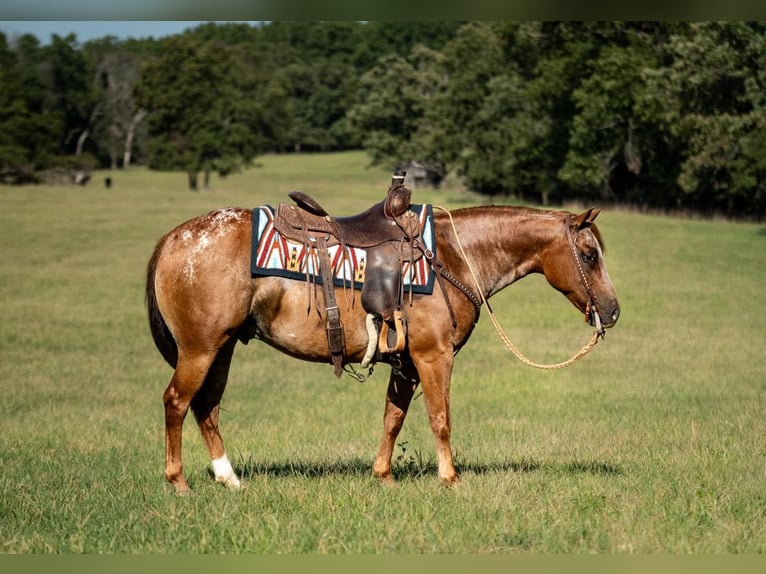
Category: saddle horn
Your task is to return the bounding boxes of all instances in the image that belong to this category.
[391,170,407,187]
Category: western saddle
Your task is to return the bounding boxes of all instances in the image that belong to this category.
[272,171,425,377]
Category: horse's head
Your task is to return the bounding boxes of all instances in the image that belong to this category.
[542,208,620,333]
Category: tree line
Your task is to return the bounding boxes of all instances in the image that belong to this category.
[1,21,764,218]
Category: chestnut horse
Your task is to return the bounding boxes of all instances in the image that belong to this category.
[146,202,620,493]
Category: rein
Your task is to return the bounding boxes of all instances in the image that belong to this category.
[434,206,603,370]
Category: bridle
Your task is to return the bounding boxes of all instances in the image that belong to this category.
[565,214,605,339]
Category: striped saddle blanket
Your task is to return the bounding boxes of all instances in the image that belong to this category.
[250,203,436,295]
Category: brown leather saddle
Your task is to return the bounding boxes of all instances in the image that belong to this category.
[275,189,419,248]
[272,175,424,377]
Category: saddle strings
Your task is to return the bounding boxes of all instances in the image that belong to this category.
[433,206,601,371]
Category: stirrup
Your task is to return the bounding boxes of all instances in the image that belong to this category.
[378,310,406,354]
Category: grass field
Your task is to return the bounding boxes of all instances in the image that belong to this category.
[1,151,765,553]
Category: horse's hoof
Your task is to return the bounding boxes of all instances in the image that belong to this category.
[376,474,396,486]
[440,474,461,487]
[216,475,243,490]
[172,484,192,496]
[372,467,394,483]
[169,477,192,495]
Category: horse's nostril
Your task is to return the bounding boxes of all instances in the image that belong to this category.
[611,308,620,323]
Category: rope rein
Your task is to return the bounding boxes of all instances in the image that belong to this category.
[433,206,601,370]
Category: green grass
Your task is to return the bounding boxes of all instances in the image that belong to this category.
[1,151,765,553]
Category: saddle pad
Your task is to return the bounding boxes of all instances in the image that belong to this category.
[250,204,435,295]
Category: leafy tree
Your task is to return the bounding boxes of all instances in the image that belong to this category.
[44,34,99,157]
[251,21,463,153]
[493,22,602,203]
[82,37,150,168]
[134,34,285,190]
[350,22,510,189]
[256,21,364,151]
[350,21,463,72]
[431,22,508,191]
[558,30,662,204]
[348,46,446,175]
[0,33,61,182]
[637,21,766,215]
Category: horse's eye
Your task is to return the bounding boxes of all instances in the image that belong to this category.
[582,251,598,264]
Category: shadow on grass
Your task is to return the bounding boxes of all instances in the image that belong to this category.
[236,457,372,480]
[232,456,622,481]
[460,458,622,477]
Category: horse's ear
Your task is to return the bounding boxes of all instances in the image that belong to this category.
[573,207,601,230]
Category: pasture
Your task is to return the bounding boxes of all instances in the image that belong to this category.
[1,151,764,553]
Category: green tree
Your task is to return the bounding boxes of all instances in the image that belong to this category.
[473,22,598,203]
[352,21,463,69]
[430,22,507,192]
[558,25,671,205]
[0,32,61,182]
[637,22,766,215]
[134,34,285,190]
[258,21,363,151]
[348,45,446,177]
[82,37,151,169]
[44,34,99,158]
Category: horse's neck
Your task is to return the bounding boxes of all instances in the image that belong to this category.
[446,206,562,298]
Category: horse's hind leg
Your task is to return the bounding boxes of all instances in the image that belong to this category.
[372,359,420,481]
[163,351,218,494]
[190,338,241,490]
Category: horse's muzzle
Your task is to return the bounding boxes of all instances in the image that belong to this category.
[591,304,620,330]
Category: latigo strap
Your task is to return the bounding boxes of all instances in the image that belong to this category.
[316,235,345,377]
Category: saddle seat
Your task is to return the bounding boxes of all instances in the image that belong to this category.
[275,189,419,249]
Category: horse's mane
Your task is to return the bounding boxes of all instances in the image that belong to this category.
[439,204,606,252]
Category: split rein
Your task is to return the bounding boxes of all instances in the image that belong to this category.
[434,206,604,371]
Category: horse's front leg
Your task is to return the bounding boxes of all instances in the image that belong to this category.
[412,350,459,484]
[372,359,420,482]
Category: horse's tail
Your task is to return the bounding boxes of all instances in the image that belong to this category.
[145,237,178,368]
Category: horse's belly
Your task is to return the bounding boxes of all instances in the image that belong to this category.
[250,277,371,362]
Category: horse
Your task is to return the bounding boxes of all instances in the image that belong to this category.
[145,200,620,494]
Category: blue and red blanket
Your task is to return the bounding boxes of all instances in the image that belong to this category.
[250,204,436,295]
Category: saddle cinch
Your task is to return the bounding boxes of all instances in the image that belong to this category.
[272,172,424,378]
